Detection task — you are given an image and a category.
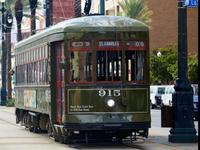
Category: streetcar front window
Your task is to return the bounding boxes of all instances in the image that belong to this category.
[70,51,92,82]
[126,51,145,82]
[96,51,122,81]
[67,32,147,84]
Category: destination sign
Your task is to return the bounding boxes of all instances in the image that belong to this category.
[99,41,120,47]
[69,41,91,51]
[71,41,90,47]
[126,40,146,50]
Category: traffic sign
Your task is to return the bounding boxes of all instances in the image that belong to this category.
[184,0,198,7]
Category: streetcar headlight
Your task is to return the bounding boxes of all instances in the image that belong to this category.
[107,99,115,107]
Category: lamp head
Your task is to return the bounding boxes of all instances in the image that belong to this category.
[5,10,13,32]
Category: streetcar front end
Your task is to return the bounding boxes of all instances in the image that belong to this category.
[61,27,150,142]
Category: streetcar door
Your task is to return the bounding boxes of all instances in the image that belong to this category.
[52,42,65,124]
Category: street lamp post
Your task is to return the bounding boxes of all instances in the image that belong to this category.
[168,0,197,142]
[0,0,7,106]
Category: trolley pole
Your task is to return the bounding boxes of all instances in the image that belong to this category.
[0,0,7,106]
[100,0,105,15]
[168,0,197,142]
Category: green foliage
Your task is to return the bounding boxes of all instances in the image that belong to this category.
[150,44,178,84]
[188,54,198,84]
[118,0,153,25]
[5,0,42,14]
[6,98,15,107]
[150,44,198,84]
[5,0,29,10]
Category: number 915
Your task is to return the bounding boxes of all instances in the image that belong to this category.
[98,89,120,97]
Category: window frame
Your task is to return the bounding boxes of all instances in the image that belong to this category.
[125,39,147,84]
[68,41,94,84]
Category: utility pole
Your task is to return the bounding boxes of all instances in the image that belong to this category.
[168,0,197,143]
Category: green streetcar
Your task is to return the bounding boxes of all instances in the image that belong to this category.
[14,15,151,143]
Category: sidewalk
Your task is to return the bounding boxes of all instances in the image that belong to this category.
[0,106,198,150]
[147,127,198,150]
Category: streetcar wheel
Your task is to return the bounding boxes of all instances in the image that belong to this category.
[54,134,64,143]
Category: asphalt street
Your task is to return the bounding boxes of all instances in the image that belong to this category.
[0,106,198,150]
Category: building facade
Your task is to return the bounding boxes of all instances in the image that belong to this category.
[52,0,74,24]
[90,0,198,55]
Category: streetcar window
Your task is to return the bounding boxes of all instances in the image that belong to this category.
[70,51,92,82]
[44,46,48,58]
[16,65,26,84]
[27,52,29,63]
[126,51,145,82]
[96,51,122,81]
[16,55,18,65]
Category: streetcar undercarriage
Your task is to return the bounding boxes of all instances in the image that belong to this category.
[16,108,149,144]
[54,123,149,144]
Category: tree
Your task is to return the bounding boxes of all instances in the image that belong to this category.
[15,0,23,41]
[150,44,198,85]
[29,0,38,35]
[118,0,153,25]
[150,44,178,84]
[188,55,198,84]
[5,0,30,12]
[74,0,82,17]
[7,0,42,40]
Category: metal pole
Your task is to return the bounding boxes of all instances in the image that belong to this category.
[1,1,7,105]
[99,0,105,15]
[168,0,197,143]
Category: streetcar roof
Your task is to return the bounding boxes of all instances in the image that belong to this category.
[15,16,148,49]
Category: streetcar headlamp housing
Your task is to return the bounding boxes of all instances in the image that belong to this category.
[107,99,115,107]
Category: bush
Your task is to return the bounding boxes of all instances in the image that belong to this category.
[150,44,198,84]
[150,44,178,84]
[6,98,15,107]
[188,55,198,84]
